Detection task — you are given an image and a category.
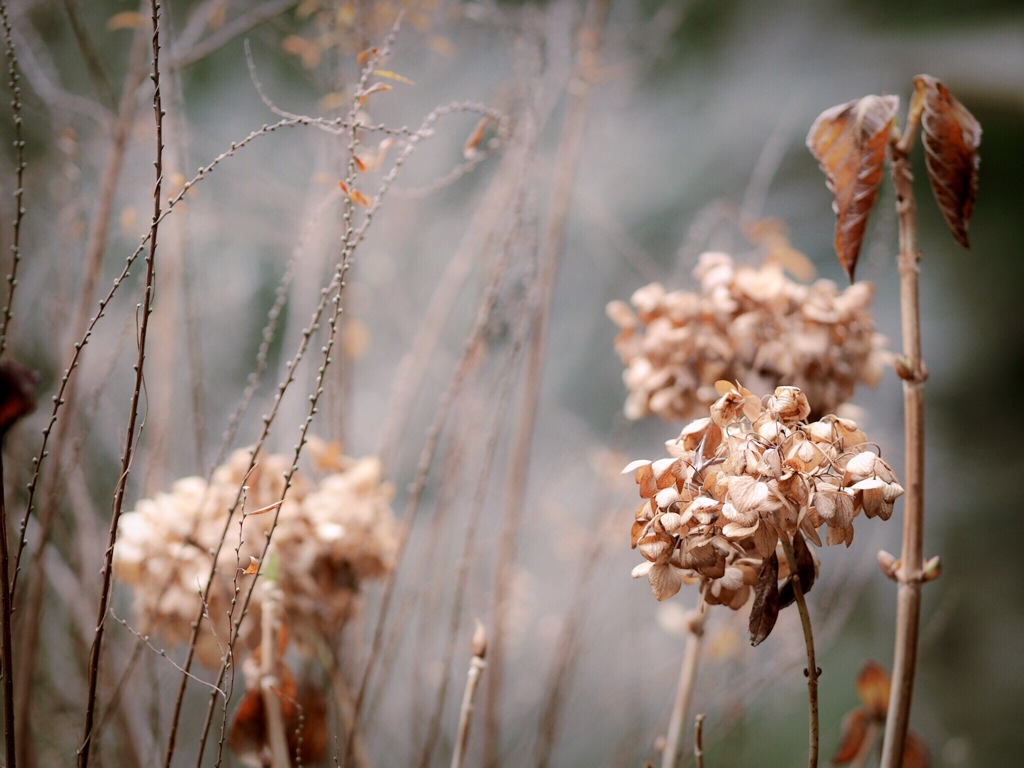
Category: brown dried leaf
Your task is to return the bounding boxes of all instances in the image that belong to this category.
[242,556,259,575]
[463,117,491,159]
[856,659,891,719]
[648,562,683,601]
[107,11,146,30]
[831,706,871,764]
[806,95,899,280]
[904,729,931,768]
[778,531,816,608]
[916,74,981,248]
[0,360,38,435]
[748,551,780,646]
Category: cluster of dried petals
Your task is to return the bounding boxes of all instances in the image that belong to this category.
[114,440,399,666]
[627,383,903,610]
[607,252,890,421]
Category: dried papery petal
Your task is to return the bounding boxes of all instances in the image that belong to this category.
[766,386,811,424]
[605,299,635,329]
[631,561,653,579]
[621,459,652,476]
[659,511,685,536]
[721,519,760,540]
[648,562,684,601]
[651,457,680,488]
[844,450,878,484]
[727,476,778,520]
[654,486,681,510]
[831,417,868,450]
[639,531,675,563]
[786,434,826,472]
[757,447,784,479]
[683,496,721,526]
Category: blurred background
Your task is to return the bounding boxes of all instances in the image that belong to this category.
[1,0,1022,765]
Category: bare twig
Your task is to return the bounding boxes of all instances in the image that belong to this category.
[0,449,16,766]
[0,0,25,359]
[693,714,706,768]
[880,93,927,768]
[661,605,705,768]
[451,622,487,768]
[78,2,164,764]
[484,1,610,762]
[779,532,819,768]
[259,582,290,768]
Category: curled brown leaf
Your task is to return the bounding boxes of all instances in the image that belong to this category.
[915,74,981,248]
[806,95,899,280]
[748,551,780,646]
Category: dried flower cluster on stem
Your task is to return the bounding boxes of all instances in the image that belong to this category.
[608,253,890,422]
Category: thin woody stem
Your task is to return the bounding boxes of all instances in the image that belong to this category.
[779,532,819,768]
[661,603,705,768]
[880,96,926,768]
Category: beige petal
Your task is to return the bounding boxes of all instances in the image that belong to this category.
[659,511,686,536]
[844,451,878,483]
[648,562,684,601]
[655,486,682,510]
[631,561,653,579]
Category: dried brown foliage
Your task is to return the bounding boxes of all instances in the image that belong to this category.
[916,74,982,248]
[806,95,899,280]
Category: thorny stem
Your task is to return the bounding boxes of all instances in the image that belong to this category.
[259,583,289,768]
[78,3,164,765]
[779,532,819,768]
[880,102,926,768]
[12,19,149,762]
[483,0,610,762]
[0,450,16,767]
[661,604,705,768]
[0,0,25,360]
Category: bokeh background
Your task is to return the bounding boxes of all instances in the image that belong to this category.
[2,0,1022,765]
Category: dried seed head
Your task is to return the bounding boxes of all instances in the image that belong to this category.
[113,444,398,665]
[609,251,890,422]
[624,384,900,633]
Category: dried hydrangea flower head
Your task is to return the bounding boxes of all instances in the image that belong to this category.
[114,438,399,666]
[607,252,890,422]
[626,382,903,637]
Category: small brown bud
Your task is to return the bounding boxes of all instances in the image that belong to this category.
[877,550,899,580]
[471,620,488,659]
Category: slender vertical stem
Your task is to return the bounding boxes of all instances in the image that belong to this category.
[661,606,704,768]
[0,0,26,360]
[483,1,610,762]
[78,2,164,764]
[880,107,926,768]
[779,533,819,768]
[258,583,289,768]
[452,623,487,768]
[0,450,16,767]
[693,714,706,768]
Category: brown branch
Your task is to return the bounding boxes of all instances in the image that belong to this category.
[661,605,705,768]
[483,1,610,762]
[0,449,16,766]
[779,532,819,768]
[78,1,164,764]
[880,101,927,768]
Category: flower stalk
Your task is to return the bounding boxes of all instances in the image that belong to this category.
[661,604,705,768]
[880,98,926,768]
[779,529,819,768]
